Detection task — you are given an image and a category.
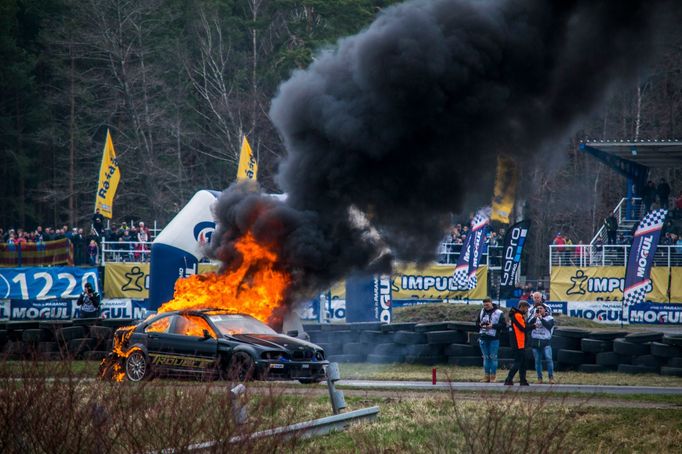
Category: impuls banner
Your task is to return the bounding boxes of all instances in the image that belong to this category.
[499,220,531,299]
[623,209,668,305]
[105,262,218,299]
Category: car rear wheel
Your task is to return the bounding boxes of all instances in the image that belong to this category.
[227,352,256,381]
[125,350,149,382]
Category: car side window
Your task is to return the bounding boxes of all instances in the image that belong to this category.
[145,316,172,334]
[171,315,216,338]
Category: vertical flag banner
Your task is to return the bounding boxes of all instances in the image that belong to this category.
[499,220,531,298]
[95,129,121,218]
[491,155,517,224]
[467,213,490,289]
[623,209,668,305]
[453,231,473,290]
[236,136,258,181]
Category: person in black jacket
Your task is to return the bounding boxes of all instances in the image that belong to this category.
[657,178,671,210]
[77,283,100,318]
[642,181,656,213]
[476,297,506,383]
[504,300,530,386]
[605,214,618,245]
[528,305,555,384]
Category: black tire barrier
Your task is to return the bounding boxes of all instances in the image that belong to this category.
[343,342,369,355]
[404,354,447,365]
[360,330,386,344]
[39,352,62,361]
[302,323,322,333]
[320,324,355,332]
[660,366,682,377]
[587,331,629,340]
[89,326,113,341]
[632,355,664,369]
[347,322,385,332]
[650,342,681,358]
[580,338,613,354]
[554,327,591,339]
[578,364,611,373]
[596,352,632,367]
[467,332,481,345]
[405,344,440,356]
[617,364,658,374]
[21,329,51,344]
[662,334,682,347]
[38,342,57,353]
[497,347,513,359]
[334,330,357,344]
[447,321,478,332]
[393,331,427,345]
[613,338,650,356]
[2,341,26,359]
[624,332,664,344]
[668,357,682,368]
[426,330,467,345]
[447,356,483,367]
[56,326,86,342]
[326,354,365,363]
[444,343,478,357]
[315,343,343,356]
[373,343,399,355]
[0,330,7,347]
[366,354,405,364]
[380,323,417,333]
[551,335,581,351]
[308,332,330,344]
[558,349,588,365]
[415,322,452,333]
[68,338,95,357]
[83,351,108,361]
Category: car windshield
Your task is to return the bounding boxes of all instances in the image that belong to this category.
[209,314,277,335]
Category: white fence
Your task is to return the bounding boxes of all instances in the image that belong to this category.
[549,244,682,271]
[100,240,152,264]
[437,243,503,270]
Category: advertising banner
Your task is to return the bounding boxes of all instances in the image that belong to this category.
[98,299,150,320]
[0,239,73,267]
[467,214,489,289]
[0,267,99,300]
[491,155,517,224]
[499,220,531,299]
[623,209,667,305]
[10,299,73,320]
[566,301,628,324]
[628,302,682,324]
[452,231,473,290]
[393,263,488,303]
[0,300,9,320]
[236,136,258,181]
[105,262,218,299]
[95,129,121,218]
[345,274,392,323]
[550,266,680,303]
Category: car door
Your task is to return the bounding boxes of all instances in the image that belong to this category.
[165,314,219,374]
[142,314,176,372]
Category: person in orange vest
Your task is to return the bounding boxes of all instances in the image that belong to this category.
[504,300,530,386]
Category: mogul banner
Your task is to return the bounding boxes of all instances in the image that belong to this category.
[394,263,488,304]
[623,209,668,305]
[499,220,531,298]
[452,230,472,290]
[95,129,121,218]
[550,266,682,303]
[105,262,218,299]
[467,214,489,289]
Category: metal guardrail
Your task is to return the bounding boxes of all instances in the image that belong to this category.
[100,240,152,264]
[591,197,644,246]
[549,244,682,272]
[437,243,502,270]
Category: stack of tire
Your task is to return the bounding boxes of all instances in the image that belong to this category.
[0,319,125,361]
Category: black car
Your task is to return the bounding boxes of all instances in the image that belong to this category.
[100,309,328,384]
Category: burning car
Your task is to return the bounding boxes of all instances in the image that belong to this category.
[99,309,327,384]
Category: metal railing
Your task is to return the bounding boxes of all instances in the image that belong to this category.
[437,243,502,270]
[591,197,644,246]
[100,240,152,264]
[549,244,682,272]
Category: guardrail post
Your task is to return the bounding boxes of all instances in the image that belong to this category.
[326,362,346,415]
[230,383,248,425]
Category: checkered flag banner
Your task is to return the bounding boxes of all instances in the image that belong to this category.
[467,213,490,290]
[453,265,469,290]
[623,209,668,306]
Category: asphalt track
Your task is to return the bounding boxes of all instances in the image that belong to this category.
[329,379,682,395]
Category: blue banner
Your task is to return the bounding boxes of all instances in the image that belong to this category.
[467,214,489,289]
[452,230,473,290]
[0,267,99,300]
[500,220,531,298]
[345,274,392,323]
[623,209,667,305]
[629,302,682,324]
[98,298,150,320]
[10,299,73,320]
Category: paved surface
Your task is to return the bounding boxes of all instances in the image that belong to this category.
[330,380,682,395]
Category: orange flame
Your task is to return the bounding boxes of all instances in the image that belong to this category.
[158,232,290,324]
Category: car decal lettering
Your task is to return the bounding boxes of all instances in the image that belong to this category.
[149,353,214,368]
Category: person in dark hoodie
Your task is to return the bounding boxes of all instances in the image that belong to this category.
[528,305,555,384]
[504,300,530,386]
[476,297,506,383]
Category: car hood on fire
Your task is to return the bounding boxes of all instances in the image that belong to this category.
[229,333,319,351]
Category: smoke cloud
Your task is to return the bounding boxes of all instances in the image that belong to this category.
[210,0,677,303]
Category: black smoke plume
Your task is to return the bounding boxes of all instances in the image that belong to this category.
[210,0,678,304]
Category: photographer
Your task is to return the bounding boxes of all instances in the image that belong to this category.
[476,297,506,383]
[77,283,100,318]
[528,305,555,384]
[504,300,530,386]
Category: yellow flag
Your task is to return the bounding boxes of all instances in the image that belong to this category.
[491,155,517,224]
[236,136,258,181]
[95,129,121,218]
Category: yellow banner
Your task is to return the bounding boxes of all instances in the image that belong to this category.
[104,263,218,299]
[236,136,258,181]
[392,263,488,301]
[491,155,517,224]
[95,129,121,218]
[550,266,682,303]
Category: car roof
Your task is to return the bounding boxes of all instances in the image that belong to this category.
[151,309,256,318]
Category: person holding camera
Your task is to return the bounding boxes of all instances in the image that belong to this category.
[528,305,555,384]
[476,297,506,383]
[77,283,100,318]
[504,300,530,386]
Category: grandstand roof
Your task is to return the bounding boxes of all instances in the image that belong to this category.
[581,140,682,168]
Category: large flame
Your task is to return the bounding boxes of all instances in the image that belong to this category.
[157,232,291,324]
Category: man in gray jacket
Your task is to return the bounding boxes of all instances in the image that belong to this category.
[528,305,555,384]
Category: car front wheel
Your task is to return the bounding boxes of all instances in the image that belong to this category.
[125,350,149,382]
[227,352,256,382]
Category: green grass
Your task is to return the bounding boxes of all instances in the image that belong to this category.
[337,363,682,387]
